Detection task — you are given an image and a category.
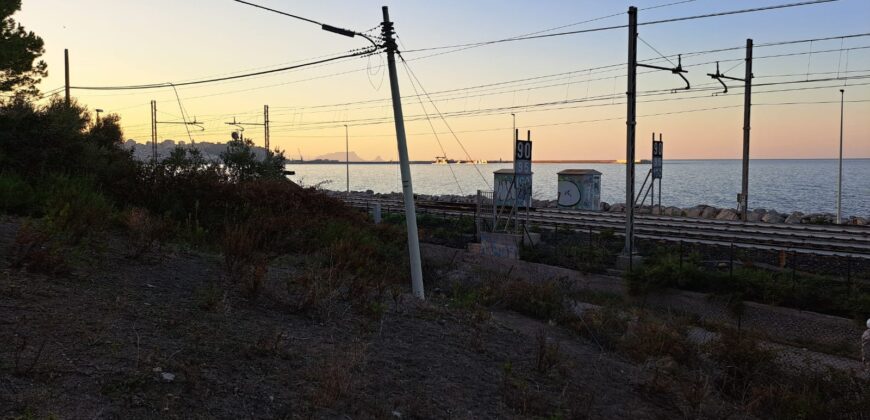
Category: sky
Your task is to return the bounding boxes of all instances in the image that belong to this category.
[17,0,870,161]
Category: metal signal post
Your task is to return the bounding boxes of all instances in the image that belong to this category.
[382,6,425,300]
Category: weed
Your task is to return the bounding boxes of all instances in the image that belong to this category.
[9,222,68,276]
[195,282,226,312]
[310,344,367,408]
[619,316,693,364]
[485,277,568,321]
[499,360,551,416]
[565,306,629,350]
[534,328,563,374]
[122,207,170,258]
[221,222,267,298]
[0,172,37,214]
[41,175,114,244]
[705,329,775,400]
[292,264,344,320]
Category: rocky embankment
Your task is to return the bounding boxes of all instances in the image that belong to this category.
[339,190,869,226]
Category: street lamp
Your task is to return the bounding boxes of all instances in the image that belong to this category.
[95,108,104,124]
[837,89,845,224]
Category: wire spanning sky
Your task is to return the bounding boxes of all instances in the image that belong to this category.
[19,0,870,160]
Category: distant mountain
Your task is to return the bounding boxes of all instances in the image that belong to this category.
[312,151,372,162]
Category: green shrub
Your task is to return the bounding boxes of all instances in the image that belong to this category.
[41,175,114,243]
[0,172,37,214]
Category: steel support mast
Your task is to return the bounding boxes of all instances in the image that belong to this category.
[837,88,844,224]
[382,6,425,299]
[623,6,639,262]
[740,39,753,221]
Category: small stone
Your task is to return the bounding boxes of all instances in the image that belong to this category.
[161,372,175,383]
[437,319,446,326]
[392,411,403,418]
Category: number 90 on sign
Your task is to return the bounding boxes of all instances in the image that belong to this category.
[515,140,532,160]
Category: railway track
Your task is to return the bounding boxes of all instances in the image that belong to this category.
[343,197,870,259]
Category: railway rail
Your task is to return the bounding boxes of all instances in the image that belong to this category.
[342,197,870,260]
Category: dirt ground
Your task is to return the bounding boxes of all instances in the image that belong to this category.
[0,216,748,419]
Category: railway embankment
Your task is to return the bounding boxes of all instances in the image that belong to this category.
[338,191,869,226]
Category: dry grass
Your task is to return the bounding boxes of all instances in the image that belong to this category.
[309,344,368,408]
[122,207,170,259]
[534,328,563,374]
[9,222,68,276]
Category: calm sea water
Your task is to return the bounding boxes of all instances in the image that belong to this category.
[288,159,870,217]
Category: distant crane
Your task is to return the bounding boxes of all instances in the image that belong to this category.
[297,148,304,162]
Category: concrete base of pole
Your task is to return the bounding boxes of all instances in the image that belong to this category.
[616,254,644,271]
[372,203,382,225]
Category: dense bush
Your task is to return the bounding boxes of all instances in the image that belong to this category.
[0,171,36,214]
[0,96,409,300]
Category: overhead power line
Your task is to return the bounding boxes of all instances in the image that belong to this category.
[262,76,870,132]
[71,49,376,91]
[232,0,323,26]
[403,0,839,53]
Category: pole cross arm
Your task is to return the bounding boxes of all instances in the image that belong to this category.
[225,119,265,128]
[637,54,690,91]
[156,119,206,132]
[707,61,752,95]
[157,119,202,126]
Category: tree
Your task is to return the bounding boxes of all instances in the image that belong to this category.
[0,0,47,99]
[220,136,288,182]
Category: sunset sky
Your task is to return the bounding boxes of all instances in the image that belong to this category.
[19,0,870,160]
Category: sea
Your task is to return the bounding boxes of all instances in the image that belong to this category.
[287,159,870,217]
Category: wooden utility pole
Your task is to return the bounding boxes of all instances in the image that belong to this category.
[64,49,70,106]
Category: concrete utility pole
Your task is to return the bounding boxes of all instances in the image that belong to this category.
[64,49,70,107]
[623,6,638,263]
[740,39,753,221]
[837,88,845,224]
[382,6,425,299]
